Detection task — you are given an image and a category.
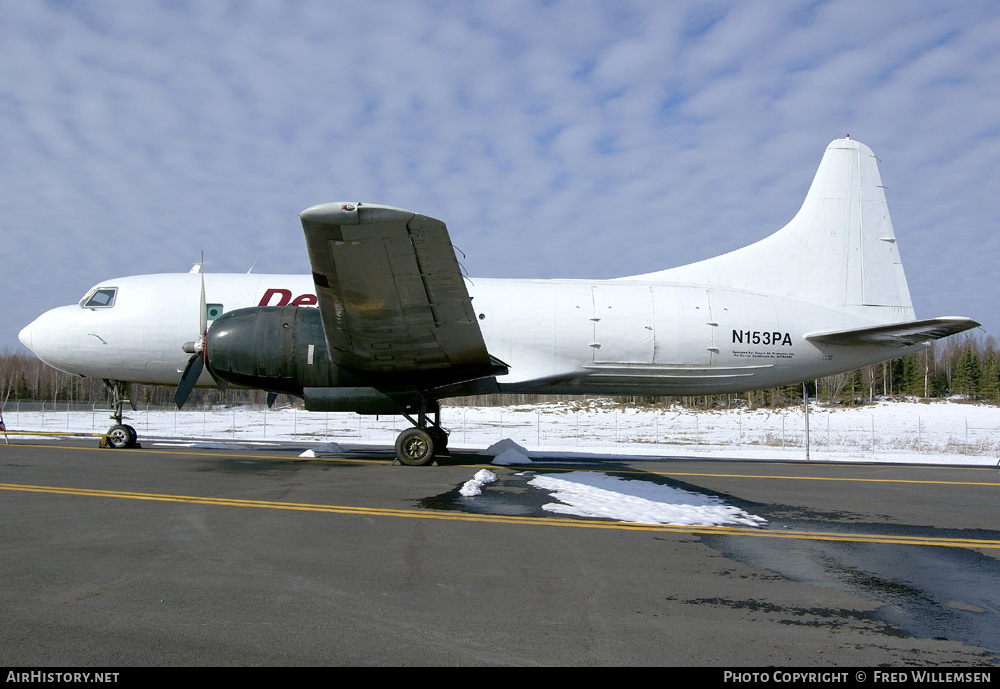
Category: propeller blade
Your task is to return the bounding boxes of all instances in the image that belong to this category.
[174,251,224,408]
[174,354,204,409]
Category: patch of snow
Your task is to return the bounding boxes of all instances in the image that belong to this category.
[491,447,533,465]
[479,438,531,457]
[460,469,498,497]
[299,442,347,457]
[529,472,768,527]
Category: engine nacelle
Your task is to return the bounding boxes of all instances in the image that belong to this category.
[205,306,402,413]
[206,305,340,394]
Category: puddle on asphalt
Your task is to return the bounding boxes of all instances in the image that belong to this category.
[430,465,1000,658]
[704,527,1000,659]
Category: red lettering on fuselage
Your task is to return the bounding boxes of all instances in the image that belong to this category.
[259,289,317,307]
[291,293,317,306]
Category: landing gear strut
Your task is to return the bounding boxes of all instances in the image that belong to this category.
[394,399,448,466]
[102,379,139,449]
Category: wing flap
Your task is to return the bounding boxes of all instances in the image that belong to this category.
[301,203,504,382]
[804,317,979,347]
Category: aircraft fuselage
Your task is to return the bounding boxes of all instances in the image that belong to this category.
[19,271,923,398]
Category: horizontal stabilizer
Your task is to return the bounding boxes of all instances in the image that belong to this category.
[805,317,979,347]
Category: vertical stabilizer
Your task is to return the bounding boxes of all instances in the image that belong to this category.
[626,139,915,323]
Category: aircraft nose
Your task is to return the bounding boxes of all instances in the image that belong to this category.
[18,305,80,368]
[18,319,35,352]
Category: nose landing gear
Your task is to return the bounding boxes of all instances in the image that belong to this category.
[101,379,139,449]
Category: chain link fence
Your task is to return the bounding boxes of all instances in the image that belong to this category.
[3,399,999,459]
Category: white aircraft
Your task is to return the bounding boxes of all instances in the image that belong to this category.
[19,138,978,463]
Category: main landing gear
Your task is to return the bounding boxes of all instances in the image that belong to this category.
[394,399,448,466]
[101,379,139,449]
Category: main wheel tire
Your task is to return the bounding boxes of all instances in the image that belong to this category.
[394,428,436,466]
[107,424,137,449]
[429,428,449,453]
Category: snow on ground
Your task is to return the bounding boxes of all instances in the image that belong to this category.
[479,438,533,465]
[527,472,767,527]
[459,469,498,497]
[4,398,998,465]
[299,442,347,458]
[5,398,997,527]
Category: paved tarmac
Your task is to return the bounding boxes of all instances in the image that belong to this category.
[2,437,999,666]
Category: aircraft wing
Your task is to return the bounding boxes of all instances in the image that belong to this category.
[300,203,506,386]
[804,317,979,347]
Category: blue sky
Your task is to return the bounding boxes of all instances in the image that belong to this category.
[3,0,999,351]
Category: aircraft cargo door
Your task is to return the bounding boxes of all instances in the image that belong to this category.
[591,285,654,364]
[651,286,714,365]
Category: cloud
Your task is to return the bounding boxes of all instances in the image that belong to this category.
[3,0,999,352]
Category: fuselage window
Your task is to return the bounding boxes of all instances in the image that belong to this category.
[81,287,117,309]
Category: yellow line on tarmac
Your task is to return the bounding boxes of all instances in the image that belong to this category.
[648,470,1000,488]
[9,439,1000,490]
[2,481,999,549]
[7,441,1000,485]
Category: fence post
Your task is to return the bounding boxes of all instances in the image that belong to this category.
[803,382,810,461]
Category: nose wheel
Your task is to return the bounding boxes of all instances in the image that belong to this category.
[105,423,138,449]
[102,379,139,449]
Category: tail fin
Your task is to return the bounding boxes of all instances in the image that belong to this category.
[630,139,915,323]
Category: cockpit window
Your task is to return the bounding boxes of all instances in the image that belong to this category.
[81,287,117,309]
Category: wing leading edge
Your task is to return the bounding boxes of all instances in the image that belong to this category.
[804,317,979,347]
[300,202,506,388]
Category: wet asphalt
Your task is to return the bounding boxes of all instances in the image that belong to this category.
[1,437,998,666]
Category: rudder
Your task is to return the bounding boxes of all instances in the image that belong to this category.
[625,139,915,323]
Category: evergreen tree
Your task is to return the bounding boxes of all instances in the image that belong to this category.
[981,346,1000,403]
[951,344,983,398]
